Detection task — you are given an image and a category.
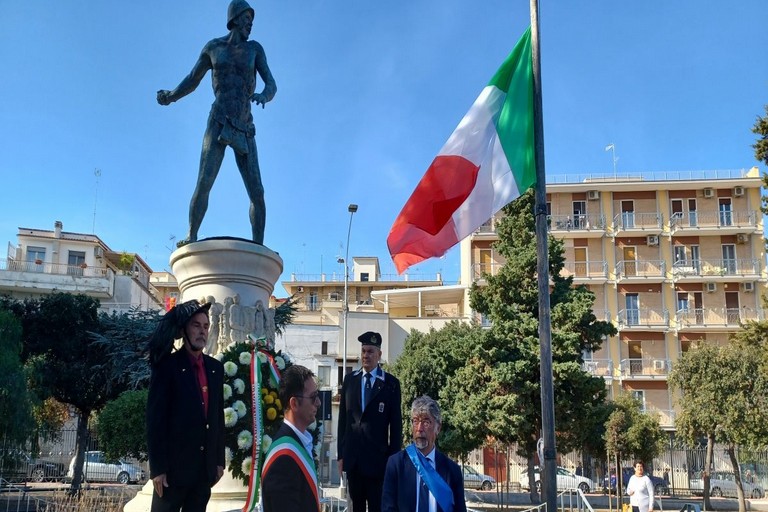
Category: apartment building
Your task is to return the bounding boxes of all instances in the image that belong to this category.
[1,220,164,313]
[460,166,767,430]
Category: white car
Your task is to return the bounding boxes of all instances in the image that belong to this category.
[520,466,592,493]
[690,471,764,499]
[67,451,145,484]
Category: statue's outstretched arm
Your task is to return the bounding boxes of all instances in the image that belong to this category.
[157,48,213,106]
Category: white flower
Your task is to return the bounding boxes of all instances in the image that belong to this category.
[225,447,233,463]
[224,407,238,427]
[262,435,273,452]
[257,352,267,364]
[241,456,253,474]
[223,384,232,401]
[233,378,245,394]
[224,361,238,377]
[307,420,316,431]
[275,356,286,370]
[237,430,253,450]
[233,400,247,418]
[239,352,252,365]
[214,353,224,362]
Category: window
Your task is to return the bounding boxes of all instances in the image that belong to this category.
[625,294,639,325]
[630,390,646,411]
[337,365,353,387]
[317,365,331,387]
[621,201,635,228]
[719,198,733,226]
[26,246,46,271]
[722,244,736,274]
[676,292,689,313]
[360,273,369,282]
[68,250,86,276]
[572,201,587,229]
[308,292,319,311]
[321,341,328,355]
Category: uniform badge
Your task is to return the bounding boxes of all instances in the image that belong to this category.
[379,403,385,413]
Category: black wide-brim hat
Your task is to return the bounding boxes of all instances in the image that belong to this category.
[148,299,212,364]
[358,331,382,347]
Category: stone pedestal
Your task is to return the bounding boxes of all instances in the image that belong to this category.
[124,238,282,512]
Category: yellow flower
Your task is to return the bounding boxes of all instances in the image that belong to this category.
[263,394,275,405]
[269,391,278,399]
[266,407,277,421]
[274,399,282,410]
[261,387,268,396]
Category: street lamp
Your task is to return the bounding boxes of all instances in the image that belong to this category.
[341,203,358,382]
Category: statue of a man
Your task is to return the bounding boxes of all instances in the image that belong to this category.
[157,0,277,245]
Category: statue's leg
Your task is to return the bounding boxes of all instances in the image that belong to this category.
[235,137,265,244]
[187,119,226,243]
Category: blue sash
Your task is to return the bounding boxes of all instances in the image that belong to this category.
[405,444,454,512]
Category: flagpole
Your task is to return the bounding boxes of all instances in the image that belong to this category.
[529,0,557,510]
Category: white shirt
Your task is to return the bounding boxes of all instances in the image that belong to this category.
[359,366,384,404]
[283,418,313,457]
[415,448,437,512]
[626,474,654,511]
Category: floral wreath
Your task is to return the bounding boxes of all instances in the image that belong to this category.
[217,339,321,488]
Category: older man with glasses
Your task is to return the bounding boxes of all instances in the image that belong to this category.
[382,396,466,512]
[262,365,321,512]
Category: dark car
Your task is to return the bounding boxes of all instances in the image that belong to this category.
[604,467,669,495]
[0,449,66,482]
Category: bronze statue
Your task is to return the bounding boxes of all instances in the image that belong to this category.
[157,0,276,245]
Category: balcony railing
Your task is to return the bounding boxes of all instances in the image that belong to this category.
[670,210,758,230]
[646,407,676,427]
[672,258,761,278]
[613,212,662,230]
[675,307,763,327]
[618,357,671,377]
[582,359,613,378]
[548,214,606,231]
[473,262,502,280]
[617,308,669,328]
[615,260,666,279]
[0,258,113,279]
[561,261,608,279]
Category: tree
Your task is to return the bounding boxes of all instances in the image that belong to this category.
[753,104,768,167]
[96,389,148,462]
[0,310,34,446]
[603,394,666,499]
[669,336,768,512]
[469,190,617,500]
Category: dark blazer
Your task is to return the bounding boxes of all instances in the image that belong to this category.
[262,422,319,512]
[146,349,225,487]
[381,449,467,512]
[337,368,402,478]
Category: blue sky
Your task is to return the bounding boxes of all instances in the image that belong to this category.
[1,1,766,292]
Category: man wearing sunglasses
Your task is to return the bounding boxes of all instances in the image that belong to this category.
[262,365,320,512]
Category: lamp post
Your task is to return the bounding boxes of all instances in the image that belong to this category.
[341,204,358,382]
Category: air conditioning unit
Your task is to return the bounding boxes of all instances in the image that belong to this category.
[737,233,749,244]
[297,286,304,292]
[703,188,715,199]
[705,282,717,293]
[587,190,600,201]
[93,246,104,258]
[742,282,755,293]
[734,186,745,197]
[653,359,666,371]
[647,235,659,246]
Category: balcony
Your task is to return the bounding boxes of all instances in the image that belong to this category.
[670,210,759,235]
[548,214,606,238]
[675,307,764,331]
[561,261,609,282]
[615,260,666,282]
[617,308,669,330]
[645,407,676,428]
[472,262,502,281]
[0,258,115,298]
[617,357,671,379]
[671,259,761,281]
[612,212,663,235]
[582,359,614,378]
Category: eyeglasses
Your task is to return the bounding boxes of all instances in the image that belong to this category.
[411,417,433,428]
[294,392,321,402]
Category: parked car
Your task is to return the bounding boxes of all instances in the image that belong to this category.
[604,467,669,495]
[461,465,495,490]
[690,470,764,499]
[67,451,145,484]
[0,449,66,482]
[520,466,592,493]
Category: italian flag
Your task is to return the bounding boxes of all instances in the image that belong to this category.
[387,27,535,274]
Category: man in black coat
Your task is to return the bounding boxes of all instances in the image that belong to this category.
[338,331,403,512]
[146,300,225,512]
[262,365,320,512]
[382,396,466,512]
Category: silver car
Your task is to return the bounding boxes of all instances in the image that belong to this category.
[690,470,764,499]
[462,465,496,490]
[67,451,145,484]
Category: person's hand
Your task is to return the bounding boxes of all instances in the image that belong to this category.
[337,459,343,474]
[216,465,224,484]
[157,90,172,106]
[250,93,267,108]
[152,473,168,498]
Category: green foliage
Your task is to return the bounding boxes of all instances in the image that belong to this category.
[273,295,298,335]
[117,252,136,272]
[753,104,768,168]
[96,389,148,461]
[469,189,616,458]
[0,310,34,445]
[604,394,666,464]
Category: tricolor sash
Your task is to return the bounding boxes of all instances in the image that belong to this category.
[406,444,454,512]
[262,435,320,511]
[242,347,263,512]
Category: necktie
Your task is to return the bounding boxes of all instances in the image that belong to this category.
[418,458,432,512]
[193,357,208,417]
[364,373,372,408]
